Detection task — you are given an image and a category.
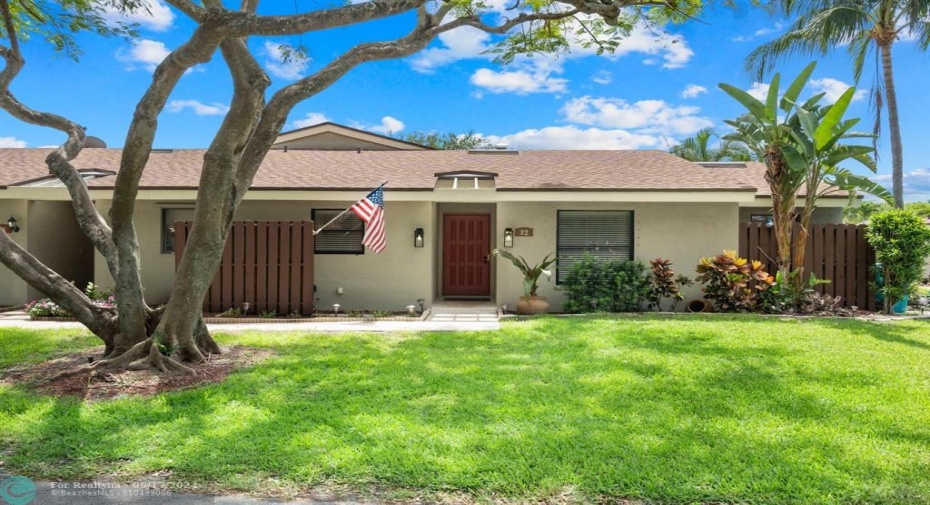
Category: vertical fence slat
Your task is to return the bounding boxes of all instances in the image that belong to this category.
[245,222,256,312]
[301,221,314,315]
[256,222,268,313]
[277,222,291,315]
[289,223,301,316]
[266,223,279,315]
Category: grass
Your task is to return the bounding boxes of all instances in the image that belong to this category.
[1,316,929,504]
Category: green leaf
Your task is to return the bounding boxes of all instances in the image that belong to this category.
[719,83,768,123]
[814,87,855,149]
[781,61,816,113]
[765,73,780,122]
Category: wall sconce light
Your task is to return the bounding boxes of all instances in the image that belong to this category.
[6,216,20,233]
[414,228,425,248]
[503,227,514,248]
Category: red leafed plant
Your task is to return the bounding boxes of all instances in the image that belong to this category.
[647,258,691,311]
[695,250,774,312]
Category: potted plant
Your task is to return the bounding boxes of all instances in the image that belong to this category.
[492,249,557,314]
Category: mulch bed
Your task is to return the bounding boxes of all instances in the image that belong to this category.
[0,346,273,401]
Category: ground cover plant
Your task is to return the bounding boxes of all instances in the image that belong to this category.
[1,317,929,504]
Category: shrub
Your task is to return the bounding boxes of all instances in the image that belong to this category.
[760,269,830,314]
[695,250,774,312]
[84,282,112,301]
[26,299,70,318]
[866,209,930,314]
[647,258,692,311]
[563,254,649,313]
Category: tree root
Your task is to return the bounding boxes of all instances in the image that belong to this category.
[46,336,200,380]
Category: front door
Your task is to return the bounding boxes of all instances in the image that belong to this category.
[442,214,491,297]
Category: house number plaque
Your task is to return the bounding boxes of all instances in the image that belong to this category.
[514,227,534,237]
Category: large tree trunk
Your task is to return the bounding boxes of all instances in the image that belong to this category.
[880,42,904,209]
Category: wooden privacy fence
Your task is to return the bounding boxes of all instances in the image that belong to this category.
[739,223,877,311]
[174,221,315,315]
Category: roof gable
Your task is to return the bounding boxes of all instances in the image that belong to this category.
[272,122,429,151]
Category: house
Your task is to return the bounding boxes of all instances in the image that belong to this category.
[0,125,851,312]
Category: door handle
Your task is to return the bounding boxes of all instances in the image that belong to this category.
[483,255,490,263]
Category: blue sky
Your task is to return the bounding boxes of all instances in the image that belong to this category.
[1,0,928,200]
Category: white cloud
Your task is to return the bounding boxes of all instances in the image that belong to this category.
[809,78,867,103]
[116,39,171,71]
[747,82,771,100]
[410,27,492,73]
[100,0,175,32]
[485,125,662,150]
[0,136,27,148]
[408,19,694,75]
[292,112,330,129]
[263,41,309,80]
[168,100,229,116]
[874,168,930,202]
[605,24,694,69]
[681,84,708,99]
[561,96,713,136]
[732,22,784,42]
[369,116,405,135]
[470,59,568,95]
[592,70,612,85]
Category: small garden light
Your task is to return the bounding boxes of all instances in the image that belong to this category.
[333,303,340,315]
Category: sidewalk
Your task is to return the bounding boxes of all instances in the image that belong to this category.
[0,310,500,332]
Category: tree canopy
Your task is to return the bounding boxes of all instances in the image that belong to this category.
[0,0,710,374]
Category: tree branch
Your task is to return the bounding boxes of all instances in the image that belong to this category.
[0,231,116,341]
[0,0,120,279]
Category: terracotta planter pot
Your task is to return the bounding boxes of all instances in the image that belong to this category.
[686,299,712,313]
[516,296,550,315]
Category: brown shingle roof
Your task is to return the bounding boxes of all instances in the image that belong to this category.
[0,148,764,192]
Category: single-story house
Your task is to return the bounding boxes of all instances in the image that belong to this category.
[0,123,850,312]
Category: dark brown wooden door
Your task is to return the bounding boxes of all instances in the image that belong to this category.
[443,214,491,297]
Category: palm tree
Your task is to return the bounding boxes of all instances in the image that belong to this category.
[669,128,754,162]
[745,0,930,209]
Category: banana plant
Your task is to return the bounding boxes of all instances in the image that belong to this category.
[719,61,891,285]
[492,249,557,298]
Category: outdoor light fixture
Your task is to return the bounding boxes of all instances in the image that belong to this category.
[414,228,425,248]
[503,228,514,248]
[6,216,19,233]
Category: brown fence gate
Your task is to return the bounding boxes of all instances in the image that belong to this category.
[739,222,877,311]
[174,221,315,315]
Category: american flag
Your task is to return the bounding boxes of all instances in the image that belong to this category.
[350,187,386,253]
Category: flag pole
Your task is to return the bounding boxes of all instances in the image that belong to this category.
[312,181,389,235]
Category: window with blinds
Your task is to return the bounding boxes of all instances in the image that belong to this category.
[556,210,634,283]
[312,209,365,254]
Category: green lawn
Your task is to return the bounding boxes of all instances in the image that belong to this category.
[1,316,929,504]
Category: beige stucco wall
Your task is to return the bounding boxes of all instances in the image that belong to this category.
[494,201,740,312]
[26,201,94,301]
[94,199,435,310]
[0,199,29,306]
[739,206,844,224]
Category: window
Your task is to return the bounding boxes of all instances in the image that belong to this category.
[312,209,365,254]
[556,210,634,283]
[161,208,194,253]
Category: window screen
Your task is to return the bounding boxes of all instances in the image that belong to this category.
[312,209,365,254]
[556,210,634,283]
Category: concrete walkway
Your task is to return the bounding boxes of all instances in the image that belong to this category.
[0,302,501,332]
